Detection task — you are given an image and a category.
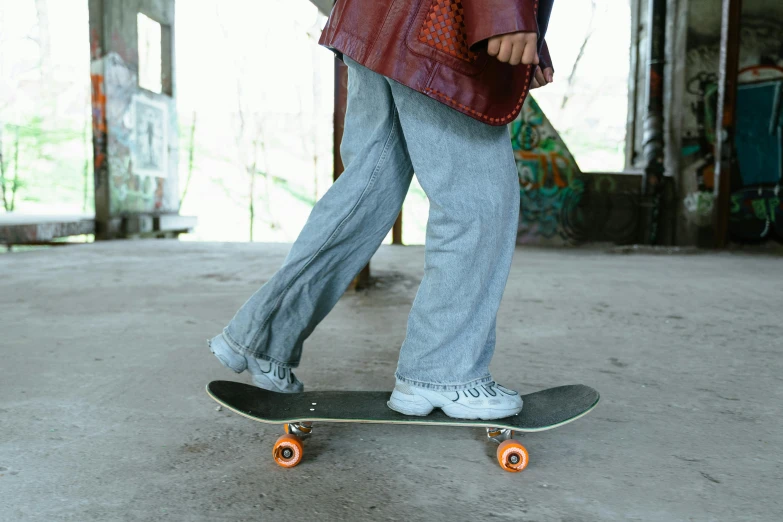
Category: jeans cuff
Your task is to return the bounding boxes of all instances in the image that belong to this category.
[219,329,299,369]
[394,372,493,392]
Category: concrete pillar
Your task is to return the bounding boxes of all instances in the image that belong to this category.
[88,0,181,239]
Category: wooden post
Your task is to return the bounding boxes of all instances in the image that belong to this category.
[392,213,403,245]
[713,0,743,248]
[333,56,347,183]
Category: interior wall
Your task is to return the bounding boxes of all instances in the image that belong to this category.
[513,97,642,246]
[628,0,783,245]
[674,0,783,244]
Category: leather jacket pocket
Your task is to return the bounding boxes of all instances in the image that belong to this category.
[405,0,488,77]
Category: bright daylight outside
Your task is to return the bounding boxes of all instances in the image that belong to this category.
[0,0,630,245]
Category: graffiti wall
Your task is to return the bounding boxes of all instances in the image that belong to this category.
[511,96,586,245]
[88,0,179,236]
[681,15,783,242]
[92,52,173,215]
[511,97,641,245]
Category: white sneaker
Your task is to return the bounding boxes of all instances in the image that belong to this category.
[245,357,304,393]
[209,337,304,393]
[387,381,523,420]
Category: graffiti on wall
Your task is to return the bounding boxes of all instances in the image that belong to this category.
[90,64,108,200]
[89,52,172,214]
[510,96,641,245]
[132,96,168,179]
[732,78,783,240]
[511,96,587,245]
[682,17,783,242]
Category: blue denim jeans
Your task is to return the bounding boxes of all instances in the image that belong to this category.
[211,57,520,391]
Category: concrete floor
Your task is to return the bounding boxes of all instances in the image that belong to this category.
[1,241,781,521]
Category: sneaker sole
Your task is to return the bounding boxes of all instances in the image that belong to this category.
[387,390,434,416]
[252,373,304,394]
[440,401,523,421]
[388,388,522,420]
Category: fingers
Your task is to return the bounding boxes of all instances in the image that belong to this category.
[509,40,524,66]
[534,66,547,86]
[544,67,554,83]
[522,43,538,66]
[487,33,539,66]
[530,67,546,89]
[487,37,501,57]
[497,39,513,63]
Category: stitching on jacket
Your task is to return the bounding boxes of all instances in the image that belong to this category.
[423,66,532,125]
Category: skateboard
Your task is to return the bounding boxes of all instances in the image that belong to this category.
[206,380,599,472]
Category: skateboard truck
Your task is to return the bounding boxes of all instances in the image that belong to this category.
[486,427,514,443]
[284,422,313,439]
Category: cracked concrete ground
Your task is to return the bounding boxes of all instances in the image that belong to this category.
[1,241,781,521]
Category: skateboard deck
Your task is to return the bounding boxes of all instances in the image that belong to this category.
[207,380,599,431]
[206,380,599,472]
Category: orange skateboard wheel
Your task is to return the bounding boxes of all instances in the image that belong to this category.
[273,434,304,468]
[496,440,529,472]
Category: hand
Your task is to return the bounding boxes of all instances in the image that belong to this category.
[530,66,554,89]
[487,32,538,66]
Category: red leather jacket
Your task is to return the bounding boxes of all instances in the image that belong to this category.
[319,0,554,126]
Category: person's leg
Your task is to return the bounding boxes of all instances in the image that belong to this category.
[384,79,522,419]
[210,57,414,391]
